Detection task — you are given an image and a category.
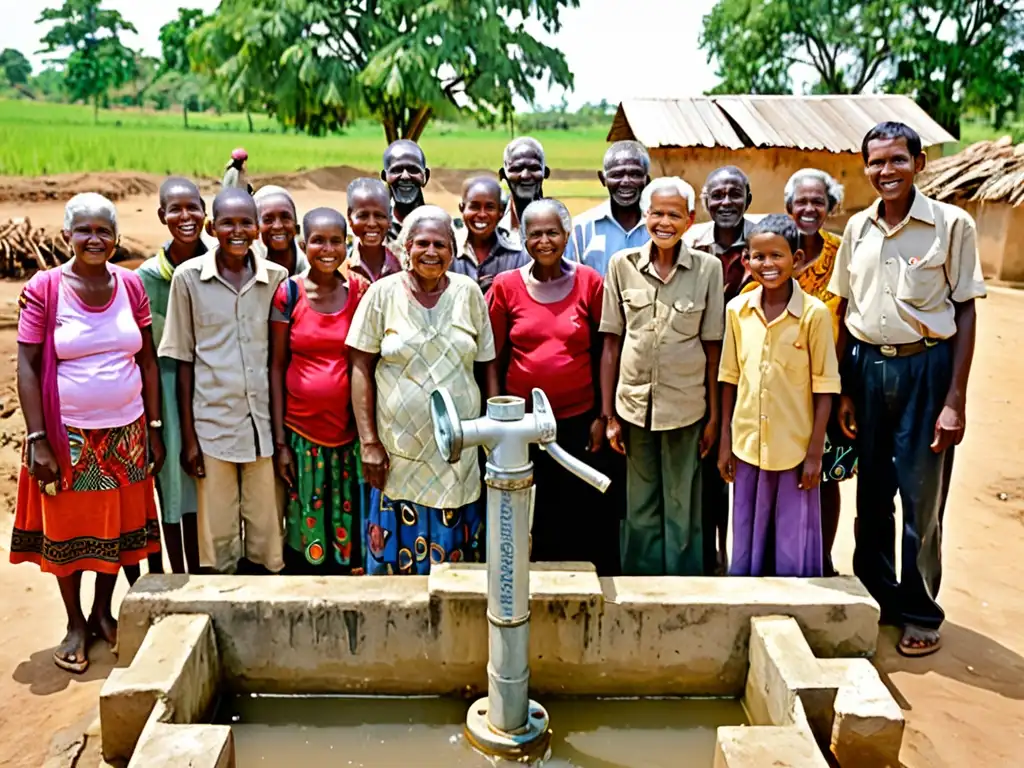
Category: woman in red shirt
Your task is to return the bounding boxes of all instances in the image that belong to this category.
[270,208,369,574]
[488,199,618,574]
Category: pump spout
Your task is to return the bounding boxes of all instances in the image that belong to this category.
[541,441,611,493]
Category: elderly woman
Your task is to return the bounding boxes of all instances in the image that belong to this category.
[254,185,309,276]
[600,178,725,576]
[487,199,617,573]
[347,206,497,575]
[10,193,164,673]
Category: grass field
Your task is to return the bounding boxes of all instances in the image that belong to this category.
[0,99,610,197]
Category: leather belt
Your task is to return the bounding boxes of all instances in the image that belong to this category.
[875,339,940,358]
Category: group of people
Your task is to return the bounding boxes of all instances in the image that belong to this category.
[10,120,983,674]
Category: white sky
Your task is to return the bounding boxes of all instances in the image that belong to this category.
[4,0,721,110]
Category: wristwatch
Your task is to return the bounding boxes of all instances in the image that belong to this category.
[148,420,163,429]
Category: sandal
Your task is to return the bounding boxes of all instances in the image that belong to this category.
[53,627,90,674]
[897,624,942,657]
[87,614,119,657]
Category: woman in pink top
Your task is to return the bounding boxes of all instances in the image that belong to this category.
[10,194,164,674]
[270,208,369,574]
[488,199,618,574]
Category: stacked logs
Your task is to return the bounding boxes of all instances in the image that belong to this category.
[0,218,73,277]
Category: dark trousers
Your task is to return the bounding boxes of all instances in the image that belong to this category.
[701,448,729,574]
[850,341,953,630]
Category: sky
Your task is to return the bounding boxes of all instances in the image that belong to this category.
[3,0,722,110]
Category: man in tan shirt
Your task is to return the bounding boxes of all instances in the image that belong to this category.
[160,188,289,575]
[829,122,985,658]
[600,177,724,576]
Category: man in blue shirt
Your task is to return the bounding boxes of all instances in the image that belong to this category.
[567,141,651,276]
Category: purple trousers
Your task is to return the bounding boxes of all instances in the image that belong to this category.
[729,460,823,577]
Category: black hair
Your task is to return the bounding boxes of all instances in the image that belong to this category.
[212,187,257,221]
[302,206,347,235]
[159,176,203,208]
[748,214,799,254]
[382,139,426,169]
[861,122,923,162]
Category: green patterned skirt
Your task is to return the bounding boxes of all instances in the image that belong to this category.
[284,432,364,574]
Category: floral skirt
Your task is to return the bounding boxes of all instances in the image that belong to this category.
[9,416,160,577]
[283,432,364,574]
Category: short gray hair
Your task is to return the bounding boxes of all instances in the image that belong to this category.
[783,168,845,213]
[520,199,572,242]
[396,205,456,270]
[253,185,296,214]
[64,193,118,233]
[346,177,392,215]
[603,140,650,173]
[640,177,696,214]
[503,136,546,169]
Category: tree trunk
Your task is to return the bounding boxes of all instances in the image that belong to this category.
[93,95,99,124]
[247,110,254,133]
[382,119,398,144]
[183,106,189,130]
[405,105,433,142]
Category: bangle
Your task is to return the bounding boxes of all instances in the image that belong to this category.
[26,431,46,444]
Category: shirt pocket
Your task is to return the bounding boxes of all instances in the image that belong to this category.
[774,324,810,374]
[667,298,705,340]
[621,288,654,333]
[895,241,948,311]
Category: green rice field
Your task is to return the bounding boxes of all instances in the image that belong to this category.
[0,99,610,197]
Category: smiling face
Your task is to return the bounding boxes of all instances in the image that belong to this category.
[705,172,750,230]
[789,179,830,236]
[407,219,453,281]
[65,214,118,266]
[865,137,924,204]
[502,144,547,201]
[348,189,391,248]
[459,182,503,240]
[600,153,648,208]
[645,190,694,249]
[210,197,259,259]
[304,218,348,275]
[524,209,568,268]
[746,232,798,291]
[258,196,297,254]
[384,145,428,205]
[159,187,205,245]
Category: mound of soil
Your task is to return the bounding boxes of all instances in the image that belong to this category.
[0,172,166,204]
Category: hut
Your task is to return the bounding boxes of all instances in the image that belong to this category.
[607,95,954,222]
[919,137,1024,283]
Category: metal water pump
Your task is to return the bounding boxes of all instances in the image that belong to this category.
[430,387,611,760]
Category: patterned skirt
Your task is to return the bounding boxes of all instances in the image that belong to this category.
[365,490,484,575]
[9,415,160,577]
[283,432,364,575]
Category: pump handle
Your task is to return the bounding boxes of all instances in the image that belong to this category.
[540,441,611,493]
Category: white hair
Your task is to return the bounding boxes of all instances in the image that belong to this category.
[640,177,696,214]
[603,141,650,173]
[503,136,546,169]
[396,205,456,270]
[64,193,118,233]
[520,199,572,242]
[253,184,296,214]
[783,169,845,213]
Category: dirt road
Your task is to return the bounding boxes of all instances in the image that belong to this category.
[0,201,1022,767]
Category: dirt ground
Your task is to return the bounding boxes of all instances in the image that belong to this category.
[0,191,1022,767]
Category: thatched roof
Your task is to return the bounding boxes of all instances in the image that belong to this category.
[918,136,1024,207]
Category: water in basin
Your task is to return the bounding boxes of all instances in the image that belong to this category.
[219,694,747,767]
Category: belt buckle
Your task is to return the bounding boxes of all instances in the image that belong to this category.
[879,344,898,358]
[924,339,938,348]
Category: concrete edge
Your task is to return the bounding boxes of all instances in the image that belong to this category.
[128,701,234,768]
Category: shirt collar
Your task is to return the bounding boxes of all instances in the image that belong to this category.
[870,186,934,230]
[455,226,517,265]
[691,217,755,253]
[592,200,646,236]
[739,279,805,320]
[635,239,694,273]
[199,249,267,283]
[349,241,400,273]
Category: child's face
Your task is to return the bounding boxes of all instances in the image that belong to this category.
[210,198,258,259]
[459,183,502,240]
[304,219,348,276]
[159,188,205,246]
[746,233,798,290]
[348,191,390,248]
[258,196,297,254]
[524,209,567,268]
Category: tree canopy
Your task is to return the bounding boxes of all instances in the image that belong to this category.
[188,0,578,141]
[699,0,1024,137]
[1,49,33,88]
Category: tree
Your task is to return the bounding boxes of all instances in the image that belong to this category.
[37,0,139,123]
[154,8,213,127]
[1,49,33,89]
[189,0,578,141]
[699,0,1024,137]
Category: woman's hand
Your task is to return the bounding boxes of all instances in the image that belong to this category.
[837,395,857,440]
[605,415,625,455]
[800,450,823,490]
[361,440,390,490]
[275,444,296,487]
[148,427,166,476]
[30,437,60,487]
[181,431,206,479]
[717,435,736,484]
[587,417,605,453]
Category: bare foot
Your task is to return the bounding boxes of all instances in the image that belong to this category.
[53,625,89,674]
[87,612,118,651]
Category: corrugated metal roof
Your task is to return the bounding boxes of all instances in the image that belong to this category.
[607,95,955,153]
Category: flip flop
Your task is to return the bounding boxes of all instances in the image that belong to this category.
[53,630,89,674]
[897,625,942,657]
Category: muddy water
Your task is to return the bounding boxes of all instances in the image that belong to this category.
[219,695,747,767]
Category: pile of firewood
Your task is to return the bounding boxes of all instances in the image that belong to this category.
[0,218,73,276]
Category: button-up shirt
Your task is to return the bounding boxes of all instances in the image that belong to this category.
[497,201,523,249]
[346,242,403,283]
[449,227,529,290]
[719,281,841,471]
[828,188,986,345]
[159,250,288,463]
[567,200,650,277]
[600,241,725,431]
[685,217,758,303]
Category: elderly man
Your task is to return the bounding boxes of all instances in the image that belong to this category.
[831,122,985,658]
[381,139,430,242]
[600,177,724,577]
[498,136,549,248]
[568,140,652,276]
